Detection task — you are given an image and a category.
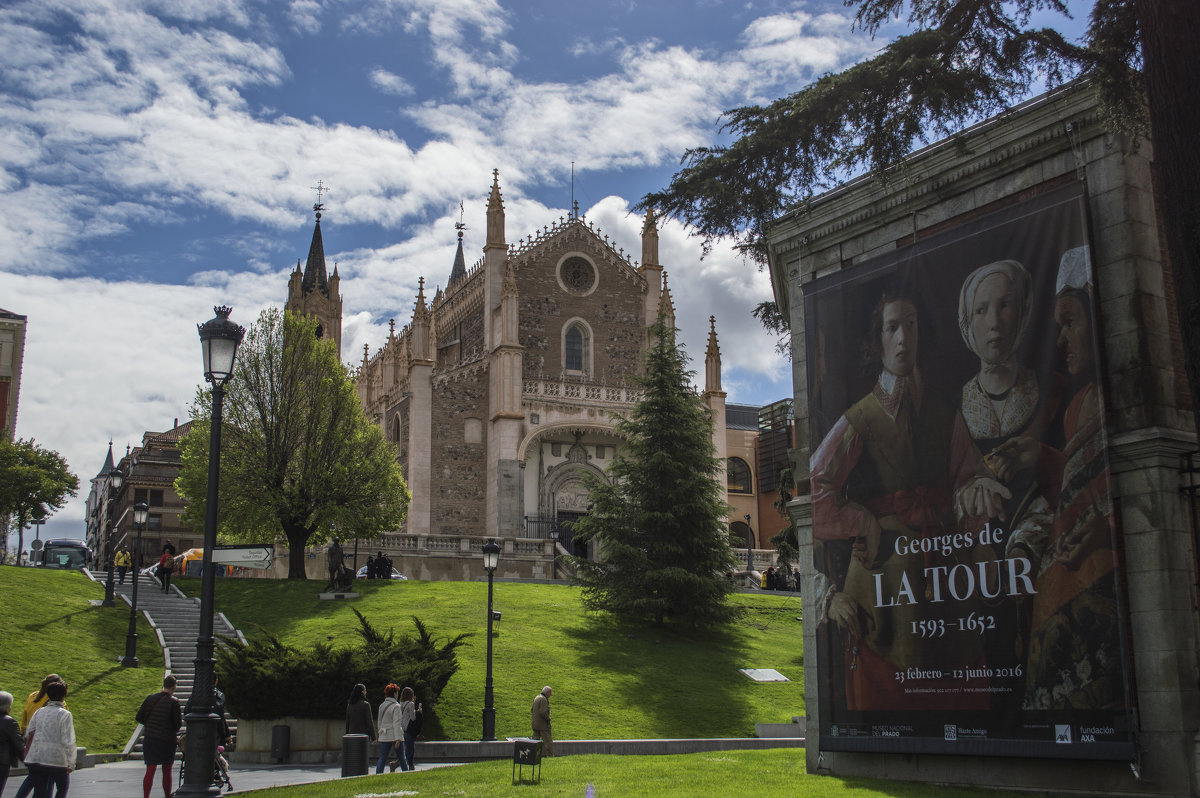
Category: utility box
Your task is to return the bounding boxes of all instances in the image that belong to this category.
[511,737,542,784]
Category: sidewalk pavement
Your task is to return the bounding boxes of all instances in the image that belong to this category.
[0,759,457,797]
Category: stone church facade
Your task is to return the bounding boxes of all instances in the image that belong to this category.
[350,171,738,546]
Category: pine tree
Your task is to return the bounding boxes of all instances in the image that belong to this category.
[570,314,740,629]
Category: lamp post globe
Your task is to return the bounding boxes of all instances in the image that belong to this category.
[101,466,125,607]
[121,500,149,667]
[179,306,243,798]
[482,538,501,741]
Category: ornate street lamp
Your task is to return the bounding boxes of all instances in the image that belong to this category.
[121,500,149,667]
[101,466,125,606]
[179,306,244,798]
[481,538,501,742]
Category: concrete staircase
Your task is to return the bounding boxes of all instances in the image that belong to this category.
[90,569,242,760]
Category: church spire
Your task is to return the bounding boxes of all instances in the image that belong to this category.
[705,316,722,394]
[486,169,506,249]
[301,201,329,297]
[449,205,467,286]
[640,207,659,269]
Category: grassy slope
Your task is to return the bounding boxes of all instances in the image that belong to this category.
[243,749,1050,798]
[0,566,164,752]
[186,576,805,741]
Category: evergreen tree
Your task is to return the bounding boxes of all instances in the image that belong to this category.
[569,315,740,629]
[177,308,410,578]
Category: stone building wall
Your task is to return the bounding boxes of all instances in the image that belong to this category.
[430,360,489,536]
[767,83,1199,796]
[514,232,646,381]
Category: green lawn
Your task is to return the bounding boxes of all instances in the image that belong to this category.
[180,576,805,742]
[240,749,1050,798]
[0,566,164,752]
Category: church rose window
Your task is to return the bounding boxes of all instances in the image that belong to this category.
[560,256,596,295]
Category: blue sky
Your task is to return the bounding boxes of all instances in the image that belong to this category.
[0,0,1090,548]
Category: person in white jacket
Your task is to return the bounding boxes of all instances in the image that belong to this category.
[374,684,404,774]
[23,680,75,798]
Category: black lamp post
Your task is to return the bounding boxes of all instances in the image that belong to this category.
[744,514,754,573]
[101,466,125,607]
[179,306,244,798]
[481,538,500,742]
[121,500,149,667]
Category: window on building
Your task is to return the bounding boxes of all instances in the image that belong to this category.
[150,489,164,507]
[563,320,590,374]
[727,457,753,494]
[148,513,163,531]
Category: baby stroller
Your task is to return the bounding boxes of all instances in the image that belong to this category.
[176,733,234,793]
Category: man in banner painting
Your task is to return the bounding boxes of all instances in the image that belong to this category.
[811,286,1014,711]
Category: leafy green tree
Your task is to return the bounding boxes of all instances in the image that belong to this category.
[177,309,410,579]
[569,315,741,629]
[643,0,1200,431]
[0,437,79,565]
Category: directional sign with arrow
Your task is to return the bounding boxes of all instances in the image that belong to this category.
[212,545,275,570]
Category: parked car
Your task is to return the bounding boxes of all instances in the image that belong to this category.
[356,565,407,580]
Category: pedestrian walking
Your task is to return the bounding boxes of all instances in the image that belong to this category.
[156,551,174,593]
[115,547,132,585]
[398,687,420,771]
[23,680,75,798]
[13,675,66,798]
[136,675,182,798]
[375,684,403,774]
[531,685,553,756]
[0,691,24,795]
[345,683,375,741]
[20,676,65,734]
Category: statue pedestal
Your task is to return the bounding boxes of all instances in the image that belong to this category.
[316,592,359,600]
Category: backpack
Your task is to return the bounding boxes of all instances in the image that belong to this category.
[406,706,423,738]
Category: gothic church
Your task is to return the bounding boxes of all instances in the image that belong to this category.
[288,172,746,548]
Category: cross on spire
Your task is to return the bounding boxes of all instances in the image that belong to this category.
[311,179,330,219]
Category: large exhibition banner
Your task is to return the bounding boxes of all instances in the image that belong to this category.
[806,182,1135,759]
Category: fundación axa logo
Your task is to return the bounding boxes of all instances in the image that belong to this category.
[1055,724,1072,744]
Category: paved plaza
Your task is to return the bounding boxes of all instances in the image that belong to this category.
[0,760,457,797]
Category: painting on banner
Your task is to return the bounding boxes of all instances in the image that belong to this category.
[805,182,1134,759]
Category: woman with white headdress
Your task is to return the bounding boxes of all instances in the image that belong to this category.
[957,260,1060,684]
[1021,247,1122,711]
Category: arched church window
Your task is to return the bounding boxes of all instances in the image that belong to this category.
[563,320,590,374]
[727,457,753,494]
[315,323,324,339]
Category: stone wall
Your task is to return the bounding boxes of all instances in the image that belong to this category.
[514,229,646,381]
[767,83,1199,796]
[429,358,489,536]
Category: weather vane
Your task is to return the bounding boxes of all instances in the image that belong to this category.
[311,179,330,219]
[455,200,467,239]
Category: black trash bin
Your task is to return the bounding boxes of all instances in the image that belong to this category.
[270,724,290,763]
[342,733,370,777]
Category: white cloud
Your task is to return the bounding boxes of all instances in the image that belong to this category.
[369,68,415,96]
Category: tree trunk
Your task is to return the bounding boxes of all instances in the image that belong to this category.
[1138,0,1200,438]
[282,521,312,579]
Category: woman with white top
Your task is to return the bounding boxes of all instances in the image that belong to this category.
[23,680,75,798]
[374,684,403,774]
